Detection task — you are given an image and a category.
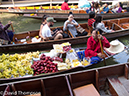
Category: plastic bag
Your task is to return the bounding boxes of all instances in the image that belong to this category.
[44,49,58,58]
[53,44,63,53]
[82,57,91,66]
[65,49,82,67]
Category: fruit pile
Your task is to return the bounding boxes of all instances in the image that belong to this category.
[53,57,63,62]
[0,51,40,79]
[31,54,58,75]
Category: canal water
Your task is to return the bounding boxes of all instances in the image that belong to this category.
[0,13,85,33]
[0,13,129,68]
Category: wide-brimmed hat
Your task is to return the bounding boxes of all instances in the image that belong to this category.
[47,17,56,22]
[105,40,125,54]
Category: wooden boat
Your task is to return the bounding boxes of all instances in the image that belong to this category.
[0,7,128,20]
[18,5,78,10]
[0,45,119,84]
[1,62,129,96]
[0,0,78,8]
[23,10,128,20]
[107,17,129,29]
[1,17,129,53]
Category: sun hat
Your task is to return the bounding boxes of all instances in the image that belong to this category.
[105,40,125,54]
[47,17,56,22]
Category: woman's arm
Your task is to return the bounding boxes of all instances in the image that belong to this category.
[63,21,69,31]
[39,24,44,41]
[0,23,11,31]
[71,20,79,26]
[98,23,112,33]
[86,37,98,57]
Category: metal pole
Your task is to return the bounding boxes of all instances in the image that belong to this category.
[12,0,15,7]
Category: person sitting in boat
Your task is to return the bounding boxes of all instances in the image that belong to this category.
[112,2,123,13]
[41,17,63,41]
[88,11,95,28]
[61,0,70,10]
[93,14,114,33]
[84,28,110,64]
[63,12,88,37]
[0,20,14,44]
[94,2,100,14]
[101,2,109,14]
[39,15,49,41]
[89,1,95,12]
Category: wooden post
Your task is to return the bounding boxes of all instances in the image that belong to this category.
[125,64,128,79]
[96,69,99,91]
[12,0,15,7]
[65,75,74,96]
[50,0,52,9]
[41,79,46,96]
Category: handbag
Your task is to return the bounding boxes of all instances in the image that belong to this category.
[76,26,85,33]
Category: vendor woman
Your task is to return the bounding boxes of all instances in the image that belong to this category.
[84,28,110,64]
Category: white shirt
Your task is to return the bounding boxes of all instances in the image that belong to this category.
[41,24,52,38]
[63,19,78,37]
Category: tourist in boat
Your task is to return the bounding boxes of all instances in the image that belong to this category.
[94,2,100,14]
[89,1,95,12]
[63,12,88,37]
[88,11,95,28]
[0,20,14,44]
[101,3,109,13]
[39,15,49,40]
[41,17,63,41]
[93,14,114,33]
[61,0,70,10]
[112,2,123,13]
[85,28,110,64]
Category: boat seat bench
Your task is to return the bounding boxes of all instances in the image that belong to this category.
[73,84,100,96]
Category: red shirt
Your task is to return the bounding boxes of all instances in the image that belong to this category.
[61,2,70,10]
[85,36,110,58]
[88,18,95,27]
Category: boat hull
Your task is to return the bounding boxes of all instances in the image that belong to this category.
[23,12,129,20]
[1,29,129,53]
[0,63,129,96]
[1,9,129,20]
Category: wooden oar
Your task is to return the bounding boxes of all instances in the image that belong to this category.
[11,23,14,32]
[10,23,15,42]
[97,31,106,66]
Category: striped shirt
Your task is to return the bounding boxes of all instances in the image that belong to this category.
[88,18,95,27]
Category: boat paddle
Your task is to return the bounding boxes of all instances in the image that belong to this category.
[97,31,106,66]
[10,23,15,43]
[11,23,14,32]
